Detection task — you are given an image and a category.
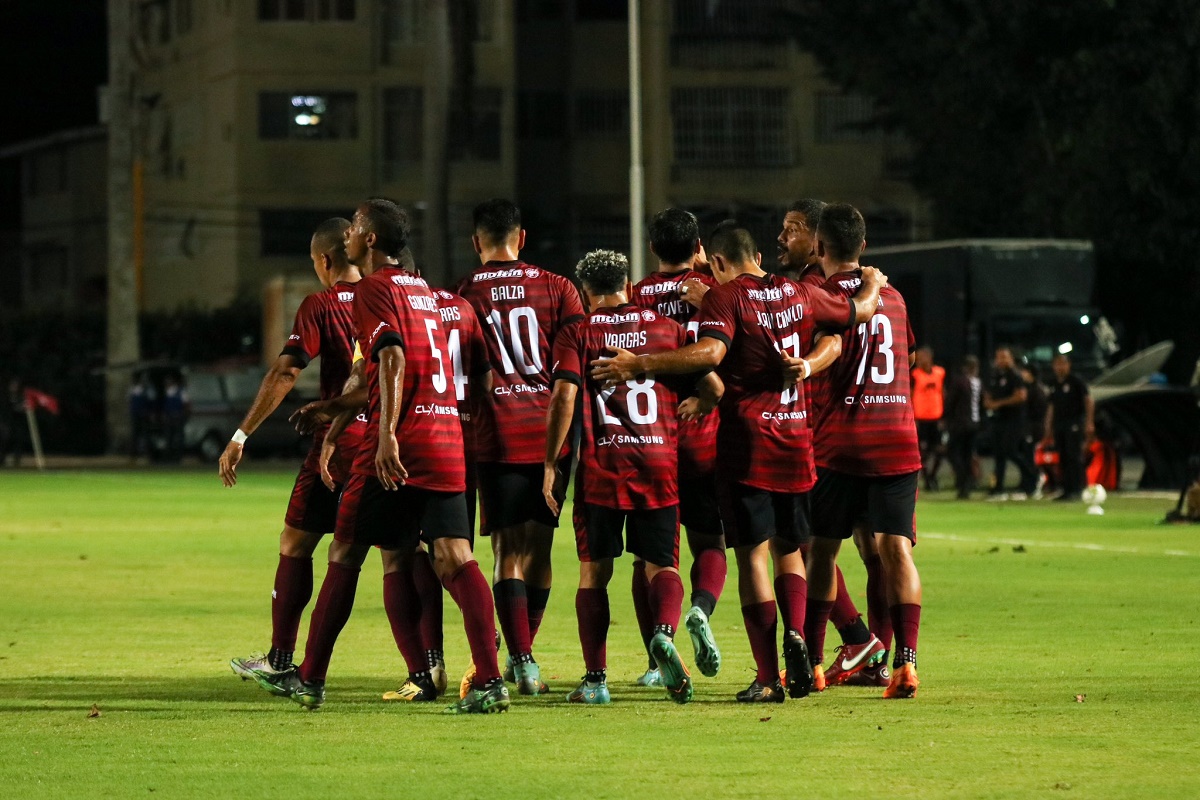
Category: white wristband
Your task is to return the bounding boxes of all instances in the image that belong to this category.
[800,359,811,380]
[231,429,248,445]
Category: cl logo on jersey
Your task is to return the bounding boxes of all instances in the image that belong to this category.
[494,386,513,396]
[844,396,856,405]
[597,435,620,448]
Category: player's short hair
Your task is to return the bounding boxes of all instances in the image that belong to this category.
[707,219,758,264]
[361,198,410,257]
[649,208,700,265]
[311,217,350,257]
[575,249,629,295]
[787,198,826,228]
[473,198,521,245]
[816,203,866,262]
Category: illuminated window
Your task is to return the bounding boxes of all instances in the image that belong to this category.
[258,92,358,140]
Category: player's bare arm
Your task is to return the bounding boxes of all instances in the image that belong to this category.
[375,345,409,491]
[850,267,888,324]
[678,371,724,422]
[781,331,843,385]
[291,360,366,435]
[542,379,578,516]
[219,354,304,487]
[590,337,728,385]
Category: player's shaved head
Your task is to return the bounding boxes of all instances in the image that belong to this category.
[473,198,522,246]
[649,208,700,265]
[311,217,350,259]
[359,197,410,257]
[708,220,758,265]
[576,249,629,295]
[817,203,866,263]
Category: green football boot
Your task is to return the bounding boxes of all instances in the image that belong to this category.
[567,678,611,705]
[445,679,511,714]
[650,632,693,705]
[684,606,722,678]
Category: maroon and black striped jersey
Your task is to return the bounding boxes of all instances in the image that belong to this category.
[693,272,855,494]
[282,281,360,403]
[433,288,492,463]
[813,271,921,477]
[351,266,466,493]
[552,305,686,510]
[455,260,585,464]
[632,269,719,477]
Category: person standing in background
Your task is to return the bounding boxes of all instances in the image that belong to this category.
[1043,354,1094,501]
[1019,362,1048,498]
[984,347,1038,501]
[944,357,981,499]
[911,346,946,491]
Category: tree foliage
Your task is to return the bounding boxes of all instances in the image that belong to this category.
[792,0,1200,376]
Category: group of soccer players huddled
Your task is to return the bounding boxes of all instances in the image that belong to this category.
[219,195,922,714]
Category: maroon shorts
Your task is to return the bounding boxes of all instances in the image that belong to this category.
[283,426,362,533]
[572,501,680,568]
[334,472,471,550]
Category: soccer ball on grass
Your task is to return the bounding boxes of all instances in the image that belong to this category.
[1082,484,1107,515]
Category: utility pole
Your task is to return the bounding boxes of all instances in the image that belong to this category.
[628,0,645,282]
[424,0,452,287]
[106,0,142,452]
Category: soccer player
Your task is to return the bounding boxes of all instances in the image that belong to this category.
[797,203,924,699]
[1042,353,1094,501]
[223,217,365,683]
[545,249,722,704]
[454,199,585,696]
[250,199,508,714]
[912,346,946,490]
[775,198,826,281]
[628,208,725,685]
[592,221,885,702]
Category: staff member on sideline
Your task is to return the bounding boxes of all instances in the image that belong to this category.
[1042,354,1094,501]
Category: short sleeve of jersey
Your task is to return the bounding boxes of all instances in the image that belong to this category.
[798,283,855,331]
[354,277,404,360]
[550,322,584,385]
[282,295,321,366]
[555,276,586,325]
[693,284,738,348]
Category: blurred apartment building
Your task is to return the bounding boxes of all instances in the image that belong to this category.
[2,0,927,319]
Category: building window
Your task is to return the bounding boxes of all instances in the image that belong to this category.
[258,92,358,140]
[671,87,792,167]
[380,0,496,62]
[670,0,785,69]
[815,93,878,143]
[257,0,355,21]
[519,91,567,139]
[260,209,352,256]
[449,88,502,161]
[575,90,628,137]
[382,87,424,178]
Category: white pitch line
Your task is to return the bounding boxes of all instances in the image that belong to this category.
[921,532,1196,558]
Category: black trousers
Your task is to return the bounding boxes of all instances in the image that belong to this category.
[1054,421,1086,496]
[947,427,978,496]
[992,420,1037,494]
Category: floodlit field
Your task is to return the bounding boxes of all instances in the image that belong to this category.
[1,469,1197,798]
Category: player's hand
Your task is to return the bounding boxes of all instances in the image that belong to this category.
[590,348,639,386]
[781,354,811,385]
[218,441,243,487]
[860,266,889,288]
[680,277,710,309]
[375,435,408,490]
[542,462,561,517]
[290,400,333,435]
[677,395,714,422]
[319,439,338,491]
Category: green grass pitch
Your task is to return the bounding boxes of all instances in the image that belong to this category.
[1,469,1198,798]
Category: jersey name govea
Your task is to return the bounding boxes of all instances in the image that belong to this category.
[433,288,491,463]
[455,260,584,463]
[813,272,921,476]
[552,306,685,510]
[694,273,854,494]
[631,269,719,477]
[352,266,466,492]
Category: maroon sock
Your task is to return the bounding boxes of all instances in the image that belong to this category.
[411,554,444,654]
[575,587,610,674]
[630,562,655,665]
[891,603,921,667]
[493,578,533,658]
[689,548,726,617]
[382,571,427,675]
[803,600,835,665]
[271,554,313,653]
[444,562,502,685]
[298,561,360,684]
[864,555,893,650]
[527,586,550,645]
[741,601,779,684]
[649,570,684,635]
[829,565,861,629]
[773,573,808,636]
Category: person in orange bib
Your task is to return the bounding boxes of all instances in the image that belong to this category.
[911,346,946,491]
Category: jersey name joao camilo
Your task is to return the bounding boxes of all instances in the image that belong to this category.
[455,260,585,464]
